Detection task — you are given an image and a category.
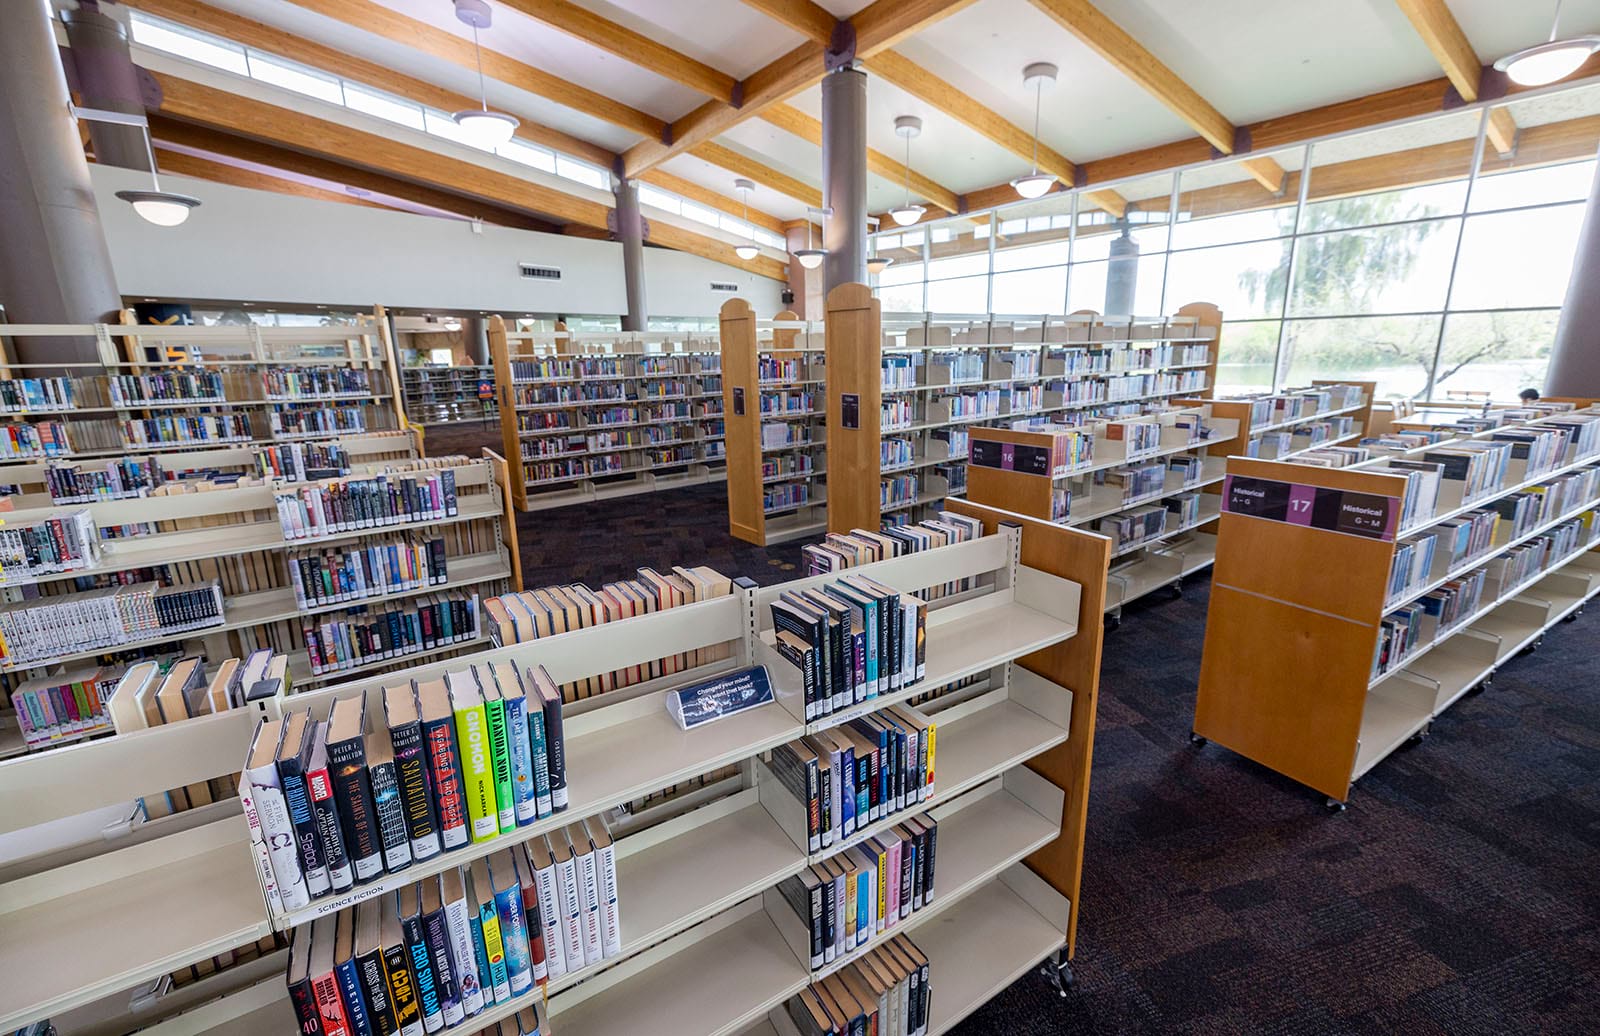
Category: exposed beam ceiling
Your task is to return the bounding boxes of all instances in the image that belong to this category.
[148,115,561,233]
[495,0,737,103]
[760,103,961,213]
[279,0,666,140]
[1026,0,1286,191]
[124,0,615,166]
[149,147,389,212]
[689,141,823,209]
[636,169,785,233]
[733,0,836,41]
[623,0,978,176]
[1394,0,1517,154]
[147,71,788,279]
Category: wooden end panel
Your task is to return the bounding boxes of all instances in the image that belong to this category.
[824,283,882,534]
[720,298,765,544]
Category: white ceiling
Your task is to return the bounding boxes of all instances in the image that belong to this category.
[119,0,1600,224]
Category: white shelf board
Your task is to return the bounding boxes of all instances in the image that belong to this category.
[1352,687,1434,781]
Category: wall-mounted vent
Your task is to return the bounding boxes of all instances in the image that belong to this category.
[709,281,740,293]
[519,263,562,280]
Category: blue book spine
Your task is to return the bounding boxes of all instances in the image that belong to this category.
[494,883,535,996]
[526,707,553,818]
[477,902,513,1002]
[840,747,856,835]
[503,695,538,825]
[852,630,866,696]
[402,915,444,1033]
[334,957,375,1036]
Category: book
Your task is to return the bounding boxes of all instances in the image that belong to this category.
[308,914,354,1036]
[447,668,500,843]
[416,678,470,850]
[549,829,587,973]
[526,665,568,811]
[488,661,539,826]
[354,900,399,1036]
[420,877,465,1027]
[398,884,445,1034]
[468,856,513,1002]
[383,683,444,862]
[525,835,567,981]
[489,848,537,995]
[244,718,311,911]
[328,696,385,883]
[584,817,622,959]
[380,897,425,1036]
[366,731,414,875]
[278,708,333,899]
[308,724,357,895]
[332,908,374,1036]
[567,824,603,967]
[440,868,487,1017]
[479,669,518,834]
[513,843,549,987]
[286,922,322,1036]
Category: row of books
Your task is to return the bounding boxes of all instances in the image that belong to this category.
[0,509,99,583]
[784,933,931,1036]
[767,482,814,512]
[1373,569,1490,678]
[275,469,460,540]
[778,814,937,969]
[272,408,370,439]
[45,455,165,502]
[1098,505,1167,552]
[799,515,984,602]
[881,474,918,510]
[287,536,450,609]
[120,413,254,447]
[0,420,74,460]
[243,664,568,912]
[256,441,354,482]
[1489,519,1587,595]
[770,575,928,721]
[301,593,480,676]
[760,356,816,384]
[107,370,227,405]
[881,397,915,430]
[0,580,224,665]
[10,664,119,749]
[263,367,375,400]
[769,701,936,853]
[509,356,626,382]
[764,454,816,482]
[762,421,815,448]
[0,375,77,413]
[1097,461,1167,503]
[509,384,626,409]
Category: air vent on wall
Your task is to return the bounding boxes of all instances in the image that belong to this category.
[709,281,740,293]
[519,263,562,280]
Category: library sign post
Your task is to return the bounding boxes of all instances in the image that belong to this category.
[1222,474,1399,541]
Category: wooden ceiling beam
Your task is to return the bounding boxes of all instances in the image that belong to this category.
[147,71,787,279]
[636,169,786,233]
[687,141,823,209]
[760,103,962,213]
[146,147,389,212]
[123,0,617,167]
[624,0,979,176]
[278,0,665,141]
[148,115,561,233]
[1238,156,1287,194]
[494,0,737,103]
[1394,0,1518,154]
[733,0,837,42]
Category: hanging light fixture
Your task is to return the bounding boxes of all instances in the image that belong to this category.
[1010,62,1058,200]
[1495,0,1600,86]
[792,206,827,270]
[452,0,521,148]
[888,116,927,227]
[73,106,201,227]
[732,179,760,261]
[866,216,893,275]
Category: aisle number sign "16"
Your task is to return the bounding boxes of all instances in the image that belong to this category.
[1222,474,1398,542]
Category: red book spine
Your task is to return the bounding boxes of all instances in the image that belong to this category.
[518,877,549,985]
[310,971,352,1036]
[422,718,468,845]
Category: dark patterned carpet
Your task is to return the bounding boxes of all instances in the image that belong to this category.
[425,420,1600,1034]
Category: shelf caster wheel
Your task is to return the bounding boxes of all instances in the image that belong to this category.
[1325,797,1347,813]
[1189,731,1207,747]
[1105,610,1122,631]
[1564,607,1582,623]
[1170,579,1184,599]
[1039,951,1074,997]
[1409,723,1430,745]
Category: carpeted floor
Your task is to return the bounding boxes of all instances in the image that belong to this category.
[425,421,1600,1035]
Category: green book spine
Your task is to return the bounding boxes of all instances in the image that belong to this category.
[453,703,499,842]
[483,697,517,834]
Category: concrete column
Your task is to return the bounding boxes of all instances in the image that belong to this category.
[821,66,868,291]
[786,224,824,319]
[0,0,123,363]
[1546,148,1600,397]
[467,316,490,365]
[61,1,151,172]
[1105,227,1139,317]
[614,177,648,332]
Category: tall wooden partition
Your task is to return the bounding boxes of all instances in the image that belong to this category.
[824,283,883,534]
[720,298,765,543]
[487,314,526,512]
[1177,301,1222,399]
[945,498,1111,958]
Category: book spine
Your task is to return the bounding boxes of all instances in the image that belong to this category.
[453,702,500,843]
[483,699,517,834]
[502,695,537,825]
[401,915,444,1034]
[494,883,535,996]
[421,908,464,1027]
[310,971,353,1036]
[332,957,374,1036]
[526,705,553,818]
[308,767,356,894]
[421,717,470,850]
[356,950,398,1036]
[245,770,312,911]
[542,693,567,811]
[381,943,424,1036]
[476,901,513,1002]
[575,850,602,967]
[442,892,487,1016]
[518,874,549,987]
[327,738,383,881]
[287,977,322,1036]
[593,839,621,959]
[468,914,495,1007]
[368,760,414,874]
[532,862,566,980]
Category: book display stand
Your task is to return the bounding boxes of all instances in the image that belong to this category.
[488,318,726,512]
[720,301,830,545]
[0,520,1109,1036]
[814,283,1222,537]
[1193,408,1600,806]
[402,365,498,426]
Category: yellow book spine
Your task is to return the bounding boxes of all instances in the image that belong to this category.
[925,722,936,793]
[454,704,499,842]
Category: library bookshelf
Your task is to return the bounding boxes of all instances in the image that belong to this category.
[488,318,726,512]
[402,365,498,425]
[1192,408,1600,805]
[0,520,1109,1036]
[815,283,1220,535]
[963,404,1242,619]
[0,316,406,469]
[0,442,521,759]
[721,301,829,545]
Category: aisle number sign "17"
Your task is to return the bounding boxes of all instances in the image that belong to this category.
[1222,474,1398,541]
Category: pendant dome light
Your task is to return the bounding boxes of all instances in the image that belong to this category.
[866,216,893,275]
[733,179,760,261]
[1010,62,1058,200]
[1494,0,1600,86]
[73,105,201,227]
[451,0,521,148]
[888,116,927,227]
[792,206,827,270]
